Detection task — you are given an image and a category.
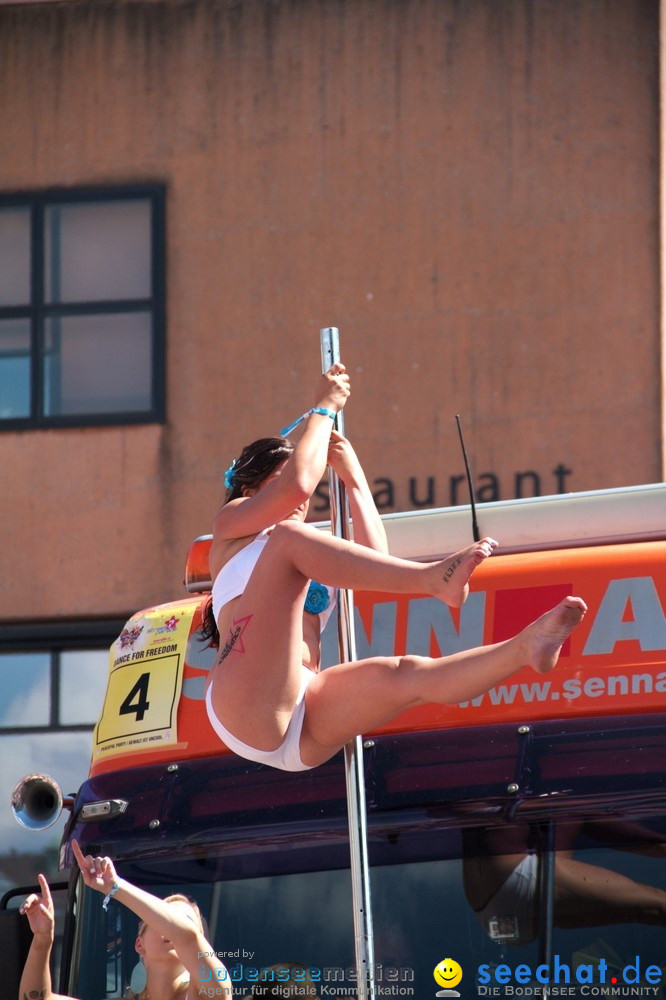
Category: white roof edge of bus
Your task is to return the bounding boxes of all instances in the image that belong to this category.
[312,482,666,559]
[187,484,665,592]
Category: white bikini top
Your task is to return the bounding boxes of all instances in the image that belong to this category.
[211,528,336,631]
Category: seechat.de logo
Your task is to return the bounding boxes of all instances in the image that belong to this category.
[434,958,463,998]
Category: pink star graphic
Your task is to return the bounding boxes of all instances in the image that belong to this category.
[230,615,253,653]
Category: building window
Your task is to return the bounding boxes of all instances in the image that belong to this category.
[0,622,124,895]
[0,648,110,733]
[0,186,165,428]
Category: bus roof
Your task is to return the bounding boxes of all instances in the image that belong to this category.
[185,483,666,592]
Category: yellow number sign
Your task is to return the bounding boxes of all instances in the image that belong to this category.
[93,603,198,761]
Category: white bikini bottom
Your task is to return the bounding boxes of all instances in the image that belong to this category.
[205,665,316,772]
[473,853,538,946]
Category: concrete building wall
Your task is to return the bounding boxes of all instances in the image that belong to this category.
[0,0,660,622]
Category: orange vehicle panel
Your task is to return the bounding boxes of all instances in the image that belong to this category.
[90,542,666,777]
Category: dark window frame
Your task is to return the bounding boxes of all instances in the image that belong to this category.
[0,184,166,430]
[0,618,126,735]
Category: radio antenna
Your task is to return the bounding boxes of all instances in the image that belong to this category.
[455,414,481,542]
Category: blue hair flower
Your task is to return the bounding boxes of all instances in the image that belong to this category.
[305,580,330,615]
[224,459,238,490]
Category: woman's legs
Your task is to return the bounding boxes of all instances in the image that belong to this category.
[299,597,587,766]
[266,519,498,608]
[553,854,666,926]
[209,519,585,764]
[209,520,498,752]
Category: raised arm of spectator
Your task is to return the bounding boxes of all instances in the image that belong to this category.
[19,874,72,1000]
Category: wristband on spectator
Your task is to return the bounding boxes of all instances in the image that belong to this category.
[102,880,120,911]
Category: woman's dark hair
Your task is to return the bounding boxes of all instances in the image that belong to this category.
[224,436,294,502]
[201,436,294,648]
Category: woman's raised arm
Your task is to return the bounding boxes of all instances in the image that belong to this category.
[19,875,74,1000]
[327,431,388,553]
[213,365,350,540]
[71,840,229,986]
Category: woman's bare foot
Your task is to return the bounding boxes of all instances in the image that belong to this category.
[429,538,499,607]
[525,596,588,673]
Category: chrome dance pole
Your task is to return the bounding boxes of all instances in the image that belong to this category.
[537,820,556,1000]
[320,327,376,1000]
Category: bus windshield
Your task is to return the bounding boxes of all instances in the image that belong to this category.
[68,810,666,1000]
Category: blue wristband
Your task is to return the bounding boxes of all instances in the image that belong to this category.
[102,880,120,911]
[280,407,336,437]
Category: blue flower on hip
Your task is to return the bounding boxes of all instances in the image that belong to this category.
[305,580,330,615]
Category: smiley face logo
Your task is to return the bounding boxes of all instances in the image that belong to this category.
[434,958,463,995]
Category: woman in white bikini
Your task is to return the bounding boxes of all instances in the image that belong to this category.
[203,363,587,773]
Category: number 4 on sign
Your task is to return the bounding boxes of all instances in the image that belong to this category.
[119,673,151,721]
[95,645,187,752]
